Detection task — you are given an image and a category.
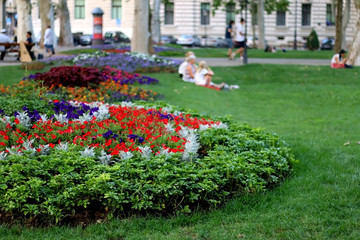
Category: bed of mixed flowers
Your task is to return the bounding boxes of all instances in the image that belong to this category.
[38,49,181,73]
[1,65,160,103]
[0,101,224,161]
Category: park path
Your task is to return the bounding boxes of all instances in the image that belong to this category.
[0,47,329,67]
[172,57,329,67]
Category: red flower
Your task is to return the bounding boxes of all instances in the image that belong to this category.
[14,119,20,124]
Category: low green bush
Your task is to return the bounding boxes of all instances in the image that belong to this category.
[0,104,296,225]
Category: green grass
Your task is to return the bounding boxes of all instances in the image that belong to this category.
[160,48,334,59]
[1,65,360,239]
[60,48,98,55]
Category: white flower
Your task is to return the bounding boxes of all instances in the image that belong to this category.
[39,114,49,122]
[138,146,152,159]
[199,124,210,131]
[93,105,110,121]
[0,116,12,125]
[119,151,133,160]
[121,101,134,108]
[39,144,51,155]
[0,151,8,160]
[54,113,69,124]
[80,147,96,158]
[78,112,93,123]
[211,122,228,129]
[181,129,200,162]
[56,142,69,151]
[99,150,113,165]
[165,123,175,133]
[6,146,22,156]
[17,111,31,127]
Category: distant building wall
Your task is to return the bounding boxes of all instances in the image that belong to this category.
[0,0,358,48]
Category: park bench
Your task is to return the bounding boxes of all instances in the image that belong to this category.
[0,42,35,62]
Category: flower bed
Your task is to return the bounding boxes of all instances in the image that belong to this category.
[37,50,180,73]
[0,100,296,225]
[13,66,160,102]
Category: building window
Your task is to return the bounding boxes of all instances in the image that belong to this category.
[302,4,311,26]
[164,2,174,25]
[276,11,286,26]
[111,0,122,19]
[226,3,235,25]
[326,4,335,26]
[74,0,85,19]
[201,3,210,25]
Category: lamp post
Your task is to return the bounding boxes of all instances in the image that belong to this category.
[294,0,298,50]
[239,0,248,64]
[202,9,208,46]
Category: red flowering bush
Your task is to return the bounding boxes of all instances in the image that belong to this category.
[28,66,106,89]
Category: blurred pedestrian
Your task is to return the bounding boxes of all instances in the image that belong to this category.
[0,29,12,61]
[225,20,235,60]
[44,25,55,56]
[232,18,245,60]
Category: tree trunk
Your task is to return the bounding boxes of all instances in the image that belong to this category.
[15,0,33,42]
[251,1,257,49]
[346,0,360,65]
[57,0,73,46]
[151,0,161,44]
[334,0,343,53]
[132,0,149,54]
[39,0,53,48]
[341,0,350,49]
[148,3,155,54]
[257,0,265,49]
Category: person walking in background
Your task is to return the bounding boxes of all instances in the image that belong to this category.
[44,25,55,56]
[0,29,12,61]
[232,18,245,60]
[225,20,235,60]
[25,31,36,60]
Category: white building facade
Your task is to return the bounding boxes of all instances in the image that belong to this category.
[0,0,358,48]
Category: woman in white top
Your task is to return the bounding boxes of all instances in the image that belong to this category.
[331,49,347,69]
[178,51,194,78]
[194,61,226,89]
[182,55,196,83]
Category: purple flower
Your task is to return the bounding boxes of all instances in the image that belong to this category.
[103,130,113,138]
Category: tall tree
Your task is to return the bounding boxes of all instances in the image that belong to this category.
[39,0,53,47]
[250,1,257,49]
[132,0,150,54]
[346,0,360,65]
[57,0,73,46]
[15,0,33,42]
[341,0,351,49]
[257,0,265,49]
[334,0,343,53]
[151,0,161,44]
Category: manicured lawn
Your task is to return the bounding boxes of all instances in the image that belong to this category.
[159,48,334,59]
[1,65,360,239]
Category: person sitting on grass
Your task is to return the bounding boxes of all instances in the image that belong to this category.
[178,51,194,79]
[194,61,239,90]
[331,49,353,69]
[182,54,197,83]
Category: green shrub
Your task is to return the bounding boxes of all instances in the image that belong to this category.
[306,29,320,51]
[0,113,297,226]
